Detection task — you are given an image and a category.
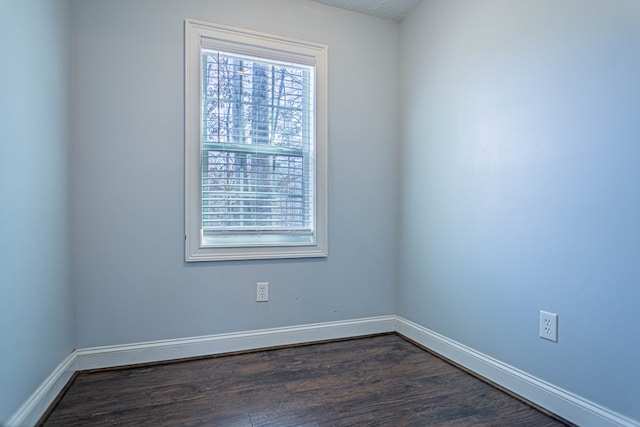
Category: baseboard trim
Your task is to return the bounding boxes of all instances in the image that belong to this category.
[6,352,76,427]
[7,315,395,426]
[395,316,639,427]
[74,316,396,371]
[9,315,638,427]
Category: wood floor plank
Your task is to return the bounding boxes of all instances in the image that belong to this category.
[41,334,570,426]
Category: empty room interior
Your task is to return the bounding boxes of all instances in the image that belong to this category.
[2,0,639,425]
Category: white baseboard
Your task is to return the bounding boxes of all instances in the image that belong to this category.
[7,315,395,426]
[74,315,396,371]
[395,316,639,427]
[9,315,638,427]
[6,352,76,427]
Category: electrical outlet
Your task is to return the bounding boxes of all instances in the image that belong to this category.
[257,282,269,302]
[539,310,558,342]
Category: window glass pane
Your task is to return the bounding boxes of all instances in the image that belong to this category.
[200,50,315,242]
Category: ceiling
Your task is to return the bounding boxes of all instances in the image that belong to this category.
[309,0,422,22]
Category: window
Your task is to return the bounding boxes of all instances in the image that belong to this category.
[185,20,328,261]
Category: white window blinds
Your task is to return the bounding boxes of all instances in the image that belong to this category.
[201,51,315,245]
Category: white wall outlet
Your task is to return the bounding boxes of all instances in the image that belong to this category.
[539,310,558,342]
[257,282,269,302]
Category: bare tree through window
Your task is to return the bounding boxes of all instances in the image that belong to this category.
[201,51,314,236]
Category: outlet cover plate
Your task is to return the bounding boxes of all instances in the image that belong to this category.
[257,282,269,302]
[539,310,558,342]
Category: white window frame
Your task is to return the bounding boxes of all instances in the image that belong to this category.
[185,19,328,262]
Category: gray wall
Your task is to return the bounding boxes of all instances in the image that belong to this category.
[70,0,399,348]
[0,0,74,423]
[398,0,640,420]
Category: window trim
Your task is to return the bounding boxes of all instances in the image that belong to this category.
[185,19,328,262]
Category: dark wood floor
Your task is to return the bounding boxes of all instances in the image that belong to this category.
[41,334,569,426]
